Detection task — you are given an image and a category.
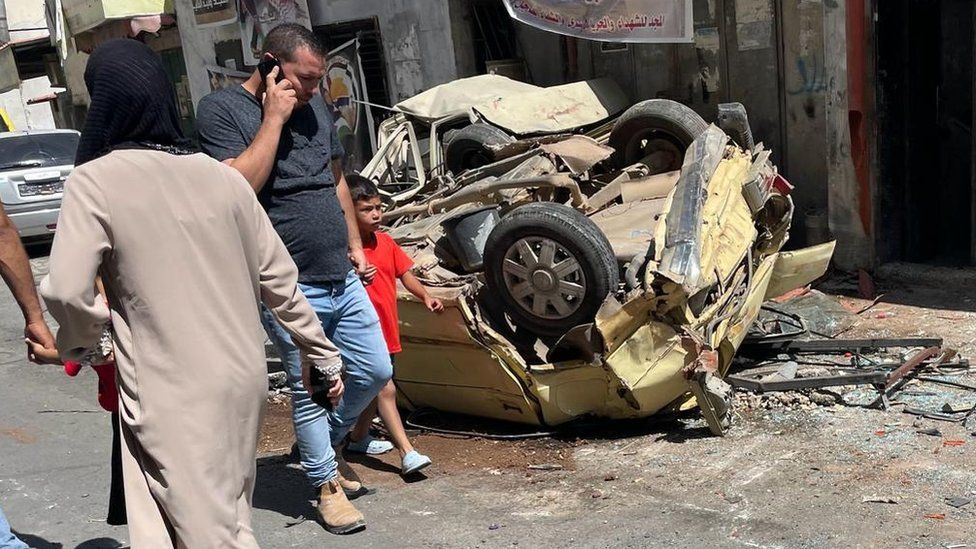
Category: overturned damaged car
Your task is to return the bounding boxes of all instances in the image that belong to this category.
[365,81,833,433]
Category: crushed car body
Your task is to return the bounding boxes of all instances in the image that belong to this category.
[363,82,834,430]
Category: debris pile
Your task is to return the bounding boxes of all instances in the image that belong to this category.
[729,290,976,435]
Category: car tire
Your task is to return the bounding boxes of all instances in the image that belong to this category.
[608,99,708,173]
[484,203,618,337]
[444,123,515,174]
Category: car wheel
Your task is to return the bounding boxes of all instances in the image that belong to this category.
[444,123,515,174]
[484,203,618,337]
[608,99,708,173]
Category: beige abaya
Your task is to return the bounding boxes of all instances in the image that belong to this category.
[41,149,341,547]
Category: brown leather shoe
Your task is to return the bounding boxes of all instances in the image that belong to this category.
[335,446,371,499]
[317,480,366,535]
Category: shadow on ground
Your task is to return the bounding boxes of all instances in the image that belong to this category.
[75,539,126,549]
[8,533,125,549]
[10,533,62,549]
[402,407,707,444]
[821,266,976,313]
[252,454,317,524]
[344,452,402,475]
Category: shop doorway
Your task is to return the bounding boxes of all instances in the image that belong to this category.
[876,0,975,265]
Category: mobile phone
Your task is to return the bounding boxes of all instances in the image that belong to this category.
[308,366,335,412]
[257,55,284,84]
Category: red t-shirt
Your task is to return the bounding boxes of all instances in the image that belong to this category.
[362,232,414,353]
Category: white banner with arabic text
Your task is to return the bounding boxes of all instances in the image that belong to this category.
[503,0,693,43]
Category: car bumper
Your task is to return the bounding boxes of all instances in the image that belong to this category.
[8,206,59,239]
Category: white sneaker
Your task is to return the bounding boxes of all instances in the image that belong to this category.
[347,436,395,455]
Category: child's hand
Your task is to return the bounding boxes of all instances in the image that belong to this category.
[349,248,375,284]
[25,320,60,364]
[358,262,377,285]
[424,296,444,313]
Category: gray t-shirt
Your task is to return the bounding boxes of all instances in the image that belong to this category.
[196,85,349,284]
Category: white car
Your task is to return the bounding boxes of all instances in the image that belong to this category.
[0,130,80,241]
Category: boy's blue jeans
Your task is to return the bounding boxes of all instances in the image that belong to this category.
[261,270,392,488]
[0,506,28,549]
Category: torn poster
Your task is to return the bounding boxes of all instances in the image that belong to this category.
[237,0,312,66]
[322,38,377,172]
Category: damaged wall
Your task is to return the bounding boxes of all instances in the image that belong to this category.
[779,0,828,248]
[309,0,460,103]
[722,0,781,174]
[824,0,872,269]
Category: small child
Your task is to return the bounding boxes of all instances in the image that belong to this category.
[346,174,443,475]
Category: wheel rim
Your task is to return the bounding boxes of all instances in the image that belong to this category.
[502,236,587,320]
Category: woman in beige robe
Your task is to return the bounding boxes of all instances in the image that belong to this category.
[40,39,354,546]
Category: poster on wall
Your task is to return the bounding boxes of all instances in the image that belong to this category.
[237,0,312,66]
[321,38,376,172]
[503,0,694,43]
[206,65,251,92]
[192,0,238,27]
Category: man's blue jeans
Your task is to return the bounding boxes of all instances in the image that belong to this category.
[262,270,393,488]
[0,506,28,549]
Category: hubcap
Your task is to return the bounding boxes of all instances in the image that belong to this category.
[502,237,587,320]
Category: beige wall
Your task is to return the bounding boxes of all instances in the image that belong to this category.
[7,0,49,44]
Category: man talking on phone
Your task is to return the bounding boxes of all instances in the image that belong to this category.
[196,23,392,535]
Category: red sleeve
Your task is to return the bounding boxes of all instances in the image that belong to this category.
[387,234,414,277]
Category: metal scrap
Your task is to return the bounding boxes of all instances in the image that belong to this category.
[684,347,733,437]
[731,335,972,414]
[946,497,972,509]
[903,407,972,422]
[740,337,944,357]
[538,135,614,174]
[885,347,942,388]
[383,174,588,221]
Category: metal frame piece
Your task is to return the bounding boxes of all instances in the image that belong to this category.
[383,174,588,221]
[739,337,944,357]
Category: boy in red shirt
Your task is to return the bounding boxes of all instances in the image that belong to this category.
[346,175,442,475]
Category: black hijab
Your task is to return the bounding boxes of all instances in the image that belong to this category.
[75,39,195,166]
